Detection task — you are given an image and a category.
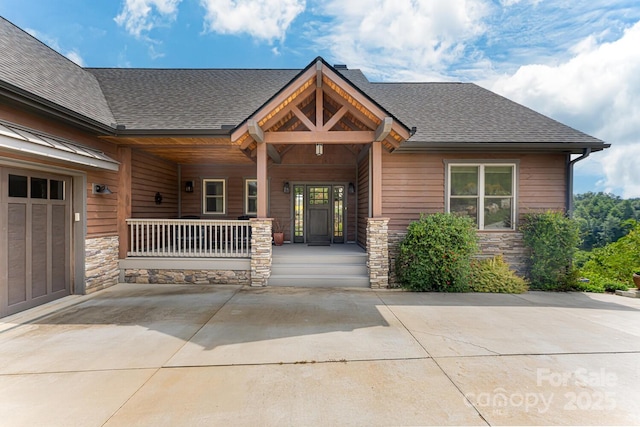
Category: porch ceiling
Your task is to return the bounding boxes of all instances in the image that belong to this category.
[100,135,255,165]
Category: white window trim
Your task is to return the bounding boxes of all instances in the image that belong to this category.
[245,178,257,215]
[445,161,518,231]
[202,178,226,215]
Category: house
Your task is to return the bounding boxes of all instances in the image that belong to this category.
[0,17,609,316]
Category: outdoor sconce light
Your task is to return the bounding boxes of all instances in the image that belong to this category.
[315,143,323,156]
[283,182,290,193]
[93,184,112,195]
[348,182,356,194]
[185,180,194,193]
[155,192,163,205]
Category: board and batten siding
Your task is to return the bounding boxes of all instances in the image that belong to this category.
[381,151,568,233]
[131,150,178,219]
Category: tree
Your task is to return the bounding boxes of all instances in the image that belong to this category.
[573,192,640,250]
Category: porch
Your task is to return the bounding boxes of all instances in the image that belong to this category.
[111,59,405,289]
[119,218,386,288]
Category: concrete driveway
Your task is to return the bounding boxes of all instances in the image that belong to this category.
[0,284,639,426]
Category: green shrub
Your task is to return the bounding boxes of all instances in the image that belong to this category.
[575,273,630,293]
[580,222,640,287]
[396,213,478,292]
[469,256,529,293]
[520,211,581,291]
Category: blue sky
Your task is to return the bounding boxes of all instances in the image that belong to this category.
[1,0,639,197]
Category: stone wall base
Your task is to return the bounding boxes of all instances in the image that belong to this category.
[124,269,250,285]
[85,236,119,294]
[388,230,530,287]
[476,232,529,277]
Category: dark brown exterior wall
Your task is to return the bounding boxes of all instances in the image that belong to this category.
[180,144,358,242]
[0,104,119,237]
[131,150,178,219]
[357,152,369,247]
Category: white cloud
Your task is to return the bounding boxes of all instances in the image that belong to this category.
[65,51,85,66]
[200,0,306,42]
[491,21,640,197]
[25,28,85,67]
[115,0,182,38]
[312,0,489,81]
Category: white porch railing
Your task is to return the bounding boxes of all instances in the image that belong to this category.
[126,219,251,258]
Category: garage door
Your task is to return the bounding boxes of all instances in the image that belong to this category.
[1,167,72,317]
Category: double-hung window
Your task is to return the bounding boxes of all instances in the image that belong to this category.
[447,163,516,230]
[245,179,257,215]
[203,179,225,214]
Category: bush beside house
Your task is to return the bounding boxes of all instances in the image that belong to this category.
[520,211,581,291]
[395,213,478,292]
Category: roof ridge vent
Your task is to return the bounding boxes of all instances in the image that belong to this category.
[333,64,348,70]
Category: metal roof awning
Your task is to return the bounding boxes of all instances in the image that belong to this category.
[0,121,119,171]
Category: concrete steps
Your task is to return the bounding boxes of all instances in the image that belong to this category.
[269,245,369,287]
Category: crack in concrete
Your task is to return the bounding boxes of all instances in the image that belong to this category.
[409,329,501,355]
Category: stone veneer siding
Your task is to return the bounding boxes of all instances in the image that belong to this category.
[366,218,389,289]
[123,269,249,285]
[388,230,530,287]
[476,232,529,276]
[250,218,272,286]
[85,236,120,293]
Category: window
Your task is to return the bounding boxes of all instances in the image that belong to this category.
[447,163,516,230]
[245,179,257,215]
[203,179,225,214]
[8,174,65,200]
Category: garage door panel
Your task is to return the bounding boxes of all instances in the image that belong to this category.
[51,205,67,293]
[2,168,72,317]
[32,204,48,298]
[8,203,26,306]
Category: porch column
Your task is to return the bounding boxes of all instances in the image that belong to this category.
[117,146,132,259]
[250,218,272,286]
[371,140,382,217]
[256,141,268,218]
[366,217,389,288]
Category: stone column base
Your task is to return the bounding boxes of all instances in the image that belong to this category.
[366,218,390,289]
[250,219,272,286]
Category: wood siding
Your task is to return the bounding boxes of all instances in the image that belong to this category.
[0,104,119,237]
[131,150,178,218]
[382,151,568,234]
[181,144,358,242]
[357,151,370,247]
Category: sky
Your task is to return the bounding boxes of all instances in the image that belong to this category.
[1,0,639,197]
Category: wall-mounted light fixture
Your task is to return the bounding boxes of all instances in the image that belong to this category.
[155,192,163,205]
[315,143,323,156]
[93,184,112,195]
[348,182,356,194]
[185,180,194,193]
[283,182,290,193]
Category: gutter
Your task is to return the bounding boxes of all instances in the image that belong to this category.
[0,83,116,135]
[567,148,591,215]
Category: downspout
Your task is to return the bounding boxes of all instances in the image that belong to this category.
[567,148,591,215]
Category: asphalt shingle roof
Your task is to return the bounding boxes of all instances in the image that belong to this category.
[88,66,603,145]
[0,17,115,127]
[361,82,604,144]
[0,16,604,147]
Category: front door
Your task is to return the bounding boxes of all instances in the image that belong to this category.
[293,184,346,244]
[307,186,331,243]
